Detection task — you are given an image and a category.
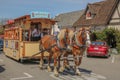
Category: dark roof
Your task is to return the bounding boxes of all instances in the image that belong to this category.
[14,15,30,21]
[54,10,85,28]
[73,0,120,27]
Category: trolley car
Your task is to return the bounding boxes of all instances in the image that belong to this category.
[3,14,56,62]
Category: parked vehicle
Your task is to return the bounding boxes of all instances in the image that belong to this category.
[87,41,110,57]
[0,39,3,51]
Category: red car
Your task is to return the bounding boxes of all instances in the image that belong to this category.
[87,41,110,57]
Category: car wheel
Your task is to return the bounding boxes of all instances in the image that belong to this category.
[87,55,91,57]
[19,58,24,63]
[105,53,110,58]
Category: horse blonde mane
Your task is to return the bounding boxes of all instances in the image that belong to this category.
[57,28,74,41]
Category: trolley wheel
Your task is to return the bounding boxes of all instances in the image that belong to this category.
[19,58,24,63]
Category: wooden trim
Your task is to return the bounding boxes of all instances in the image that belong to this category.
[109,22,120,25]
[22,42,25,57]
[117,1,120,17]
[111,18,120,20]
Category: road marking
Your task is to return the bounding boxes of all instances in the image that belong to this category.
[111,55,115,63]
[50,71,107,80]
[90,73,106,79]
[10,72,33,80]
[81,74,98,80]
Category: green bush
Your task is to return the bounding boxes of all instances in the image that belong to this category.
[93,28,120,53]
[116,43,120,53]
[93,29,107,41]
[115,30,120,53]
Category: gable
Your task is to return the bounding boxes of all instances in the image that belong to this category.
[110,1,120,24]
[73,0,119,27]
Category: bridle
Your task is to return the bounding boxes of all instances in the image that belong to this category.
[72,30,87,48]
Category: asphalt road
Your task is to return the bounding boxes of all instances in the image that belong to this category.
[0,51,120,80]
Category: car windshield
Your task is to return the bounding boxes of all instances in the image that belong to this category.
[91,42,105,46]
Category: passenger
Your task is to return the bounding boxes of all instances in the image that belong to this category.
[25,31,29,41]
[51,23,60,37]
[32,26,40,41]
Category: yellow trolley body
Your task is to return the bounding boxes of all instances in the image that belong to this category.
[3,27,49,61]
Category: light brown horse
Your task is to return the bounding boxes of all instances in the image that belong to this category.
[58,28,90,75]
[39,34,70,76]
[39,35,60,76]
[57,28,74,70]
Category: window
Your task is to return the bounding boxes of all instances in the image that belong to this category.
[86,10,96,19]
[86,10,92,19]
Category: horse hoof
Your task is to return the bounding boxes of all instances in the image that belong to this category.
[54,74,59,77]
[76,72,81,76]
[54,69,59,77]
[48,68,52,72]
[39,66,44,70]
[47,67,52,72]
[65,65,71,70]
[59,67,65,72]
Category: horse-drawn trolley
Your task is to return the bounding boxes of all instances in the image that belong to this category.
[3,14,56,62]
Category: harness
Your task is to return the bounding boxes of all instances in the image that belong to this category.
[71,30,87,49]
[56,29,69,50]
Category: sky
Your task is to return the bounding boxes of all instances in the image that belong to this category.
[0,0,102,19]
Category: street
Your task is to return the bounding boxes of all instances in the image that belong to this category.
[0,51,120,80]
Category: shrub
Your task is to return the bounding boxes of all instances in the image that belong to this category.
[115,30,120,53]
[93,30,107,41]
[92,28,120,53]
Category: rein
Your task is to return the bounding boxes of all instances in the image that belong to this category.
[31,43,57,58]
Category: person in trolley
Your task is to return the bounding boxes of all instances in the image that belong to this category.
[32,26,40,41]
[51,23,60,36]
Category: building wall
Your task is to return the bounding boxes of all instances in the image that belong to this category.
[108,25,120,31]
[90,25,106,31]
[109,1,120,31]
[110,1,120,23]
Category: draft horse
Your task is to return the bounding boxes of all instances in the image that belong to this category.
[58,28,91,75]
[39,34,69,77]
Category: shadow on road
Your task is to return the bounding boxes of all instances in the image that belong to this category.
[0,51,3,55]
[21,59,53,65]
[0,65,5,73]
[87,56,110,59]
[59,66,92,76]
[21,60,40,65]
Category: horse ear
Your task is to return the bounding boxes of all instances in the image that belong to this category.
[79,28,82,31]
[66,28,69,33]
[81,27,85,31]
[79,27,85,32]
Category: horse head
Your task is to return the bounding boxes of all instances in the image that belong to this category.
[74,28,90,48]
[57,28,73,50]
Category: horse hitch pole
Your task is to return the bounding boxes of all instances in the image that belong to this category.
[29,44,57,59]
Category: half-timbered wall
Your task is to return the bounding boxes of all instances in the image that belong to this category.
[109,1,120,31]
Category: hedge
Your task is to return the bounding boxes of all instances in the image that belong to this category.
[92,28,120,53]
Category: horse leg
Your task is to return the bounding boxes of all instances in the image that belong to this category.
[75,50,85,75]
[47,53,52,72]
[58,55,61,69]
[76,56,83,76]
[53,52,59,77]
[59,51,69,72]
[64,52,70,69]
[39,53,44,69]
[73,53,82,76]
